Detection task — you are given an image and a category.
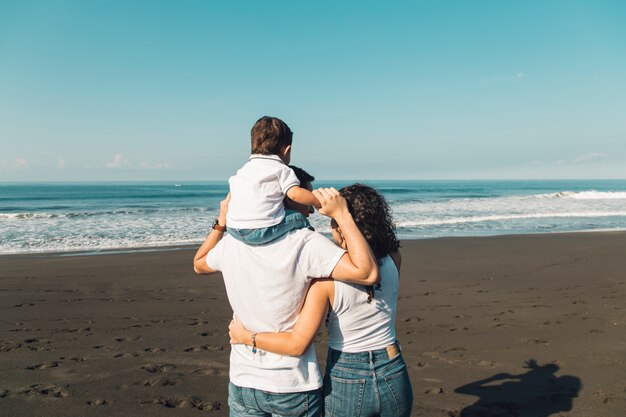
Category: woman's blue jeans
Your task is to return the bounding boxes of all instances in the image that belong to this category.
[323,344,413,417]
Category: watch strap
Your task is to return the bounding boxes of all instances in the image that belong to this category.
[212,219,226,232]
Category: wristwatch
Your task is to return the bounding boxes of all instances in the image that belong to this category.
[212,219,226,232]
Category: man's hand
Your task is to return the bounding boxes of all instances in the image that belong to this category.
[229,317,251,345]
[193,192,230,275]
[217,193,231,227]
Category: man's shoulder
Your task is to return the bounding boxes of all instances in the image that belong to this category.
[220,229,330,249]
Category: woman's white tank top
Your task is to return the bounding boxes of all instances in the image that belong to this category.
[326,255,398,352]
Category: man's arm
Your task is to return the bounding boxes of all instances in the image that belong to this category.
[193,194,230,274]
[314,188,379,285]
[286,185,321,208]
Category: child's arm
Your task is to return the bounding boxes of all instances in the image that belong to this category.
[286,185,321,209]
[229,279,332,356]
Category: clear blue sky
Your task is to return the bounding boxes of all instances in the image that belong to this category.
[1,0,625,181]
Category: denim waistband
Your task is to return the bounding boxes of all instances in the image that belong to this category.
[327,341,401,364]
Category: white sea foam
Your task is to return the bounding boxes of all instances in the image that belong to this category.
[396,211,626,227]
[0,207,209,220]
[2,184,626,254]
[535,191,626,200]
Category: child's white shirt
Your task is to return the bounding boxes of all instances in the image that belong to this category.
[227,154,300,229]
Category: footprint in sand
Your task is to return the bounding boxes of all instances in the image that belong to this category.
[92,345,113,350]
[197,331,216,337]
[192,366,228,376]
[143,347,167,353]
[19,384,68,398]
[184,345,224,352]
[114,353,139,359]
[115,336,142,342]
[524,338,549,345]
[9,327,40,333]
[403,316,424,323]
[142,363,176,373]
[443,346,466,354]
[136,378,179,387]
[26,362,60,370]
[0,340,21,352]
[127,323,152,329]
[188,319,209,326]
[23,338,53,352]
[0,389,9,398]
[58,326,92,334]
[13,303,34,307]
[87,399,108,406]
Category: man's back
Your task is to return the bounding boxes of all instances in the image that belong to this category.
[206,228,344,393]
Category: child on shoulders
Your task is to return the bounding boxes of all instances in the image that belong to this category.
[226,116,320,245]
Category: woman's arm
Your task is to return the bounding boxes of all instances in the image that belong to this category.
[314,188,379,285]
[229,279,333,356]
[193,193,230,274]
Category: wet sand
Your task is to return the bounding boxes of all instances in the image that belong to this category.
[1,232,625,416]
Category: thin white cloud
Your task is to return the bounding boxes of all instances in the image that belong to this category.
[13,158,28,169]
[572,152,606,164]
[106,154,131,168]
[483,72,526,83]
[138,161,171,170]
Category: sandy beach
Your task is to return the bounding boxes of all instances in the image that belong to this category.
[1,231,625,416]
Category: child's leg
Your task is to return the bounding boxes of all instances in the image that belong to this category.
[228,211,311,245]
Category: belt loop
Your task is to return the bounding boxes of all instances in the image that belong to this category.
[368,350,374,365]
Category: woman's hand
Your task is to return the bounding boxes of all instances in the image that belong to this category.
[313,188,349,221]
[229,317,252,345]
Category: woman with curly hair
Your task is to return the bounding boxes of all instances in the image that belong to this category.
[229,183,414,417]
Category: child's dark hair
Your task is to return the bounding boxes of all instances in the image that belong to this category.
[251,116,293,155]
[339,184,400,302]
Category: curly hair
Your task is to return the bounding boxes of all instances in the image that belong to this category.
[340,183,400,264]
[339,184,400,302]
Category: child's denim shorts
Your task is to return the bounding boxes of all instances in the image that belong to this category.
[228,210,312,245]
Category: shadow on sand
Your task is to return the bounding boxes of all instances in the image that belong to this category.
[454,359,581,417]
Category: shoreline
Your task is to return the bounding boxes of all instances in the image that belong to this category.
[1,232,625,416]
[2,228,626,258]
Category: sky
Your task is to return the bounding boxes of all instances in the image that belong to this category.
[1,0,625,181]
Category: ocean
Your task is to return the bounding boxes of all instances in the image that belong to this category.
[1,180,626,255]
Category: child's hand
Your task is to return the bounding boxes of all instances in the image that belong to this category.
[313,188,349,220]
[228,317,250,345]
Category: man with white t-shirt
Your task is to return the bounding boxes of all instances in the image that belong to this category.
[194,169,378,416]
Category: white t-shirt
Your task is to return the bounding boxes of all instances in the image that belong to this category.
[227,154,300,229]
[206,229,345,393]
[326,255,398,352]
